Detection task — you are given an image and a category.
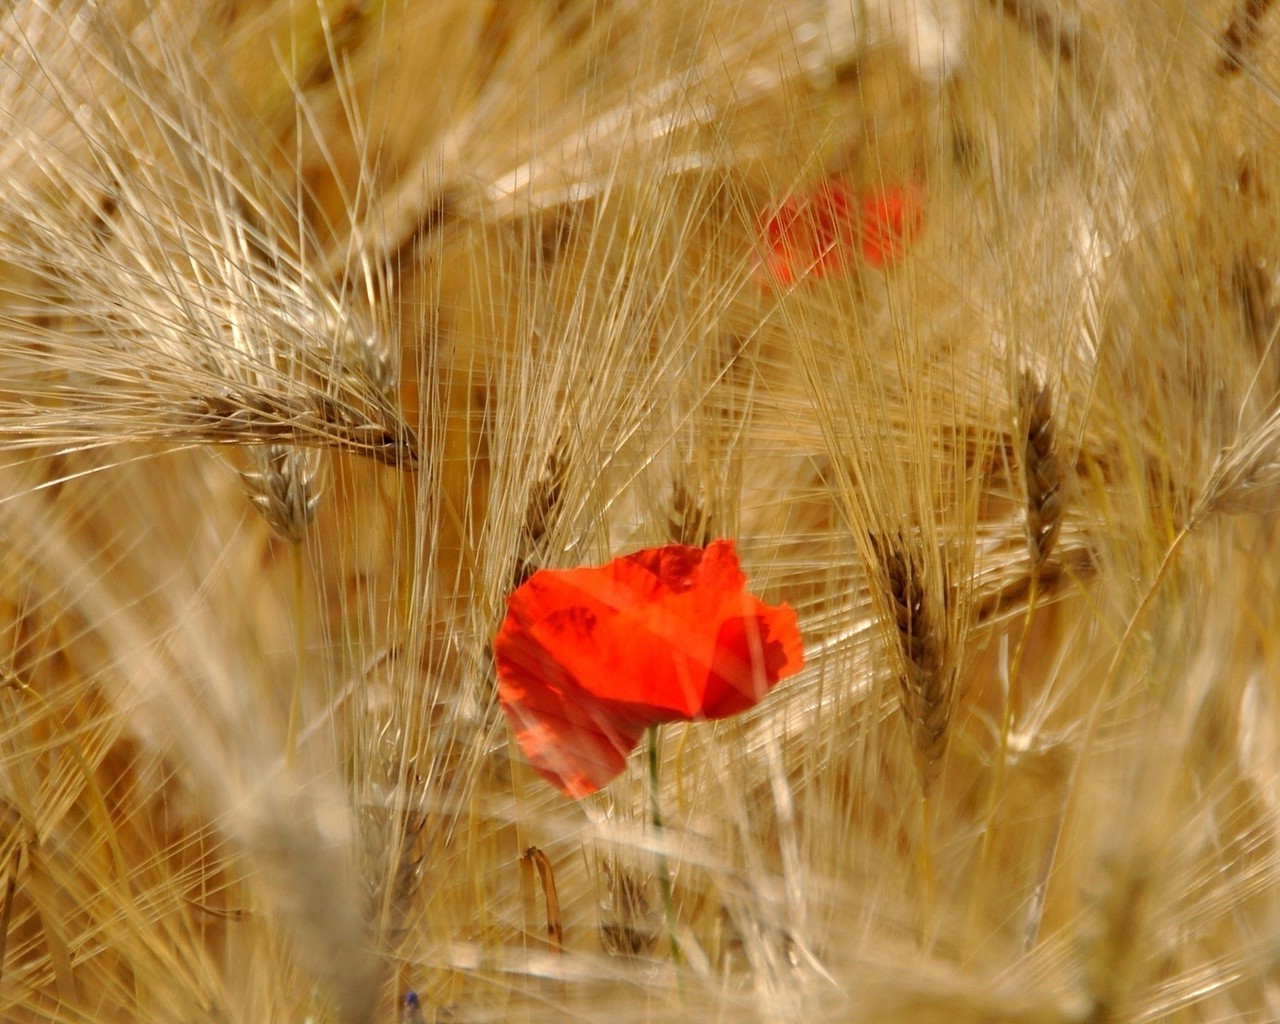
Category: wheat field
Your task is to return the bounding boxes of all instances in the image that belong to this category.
[1,1,1279,1021]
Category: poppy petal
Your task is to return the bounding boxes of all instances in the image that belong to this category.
[700,601,805,718]
[622,542,711,594]
[498,662,646,797]
[760,178,924,285]
[859,184,924,267]
[761,180,858,286]
[495,618,647,797]
[494,539,805,797]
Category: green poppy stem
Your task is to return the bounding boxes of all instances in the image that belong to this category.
[647,725,681,964]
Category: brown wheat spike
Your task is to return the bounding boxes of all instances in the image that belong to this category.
[597,857,658,958]
[1219,0,1277,74]
[872,534,952,794]
[512,442,568,588]
[242,444,324,543]
[668,480,714,549]
[990,0,1080,62]
[1019,371,1063,567]
[522,846,564,952]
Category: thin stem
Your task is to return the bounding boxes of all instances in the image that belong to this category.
[647,725,681,964]
[0,845,19,994]
[968,569,1041,950]
[285,541,305,767]
[1027,525,1191,948]
[918,788,936,945]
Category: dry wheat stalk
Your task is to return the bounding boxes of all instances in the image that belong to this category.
[872,534,953,794]
[1219,0,1277,74]
[242,444,325,543]
[523,846,565,952]
[512,441,568,588]
[668,480,715,549]
[1019,371,1063,567]
[4,1,1280,1021]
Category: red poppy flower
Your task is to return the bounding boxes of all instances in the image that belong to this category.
[763,180,858,285]
[495,539,805,798]
[761,179,924,285]
[858,183,925,268]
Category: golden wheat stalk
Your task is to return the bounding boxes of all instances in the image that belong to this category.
[0,2,416,483]
[2,2,1280,1023]
[871,533,953,795]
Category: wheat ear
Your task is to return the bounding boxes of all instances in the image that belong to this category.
[870,532,954,923]
[1219,0,1277,74]
[1019,371,1063,568]
[668,480,714,548]
[991,0,1081,62]
[872,534,952,795]
[512,441,568,588]
[973,372,1065,937]
[242,444,325,544]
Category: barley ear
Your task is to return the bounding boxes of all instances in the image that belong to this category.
[597,857,659,957]
[242,444,324,543]
[872,534,952,794]
[668,480,714,548]
[1219,0,1277,74]
[993,0,1082,62]
[512,441,568,588]
[1019,371,1063,567]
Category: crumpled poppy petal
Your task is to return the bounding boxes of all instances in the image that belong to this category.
[494,539,805,797]
[510,559,680,709]
[700,603,806,718]
[569,540,758,717]
[859,184,924,267]
[762,181,857,285]
[621,543,714,593]
[495,641,646,798]
[759,178,924,286]
[680,538,749,593]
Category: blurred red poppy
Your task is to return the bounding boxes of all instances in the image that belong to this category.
[858,184,924,268]
[762,179,923,285]
[763,179,857,285]
[495,539,804,798]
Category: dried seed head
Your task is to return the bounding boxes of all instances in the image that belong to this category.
[1219,0,1277,74]
[0,1,419,478]
[872,534,952,793]
[242,444,324,543]
[668,480,714,548]
[994,0,1081,62]
[597,857,658,957]
[174,387,417,465]
[512,442,568,588]
[1197,406,1280,520]
[522,846,564,950]
[1019,371,1063,566]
